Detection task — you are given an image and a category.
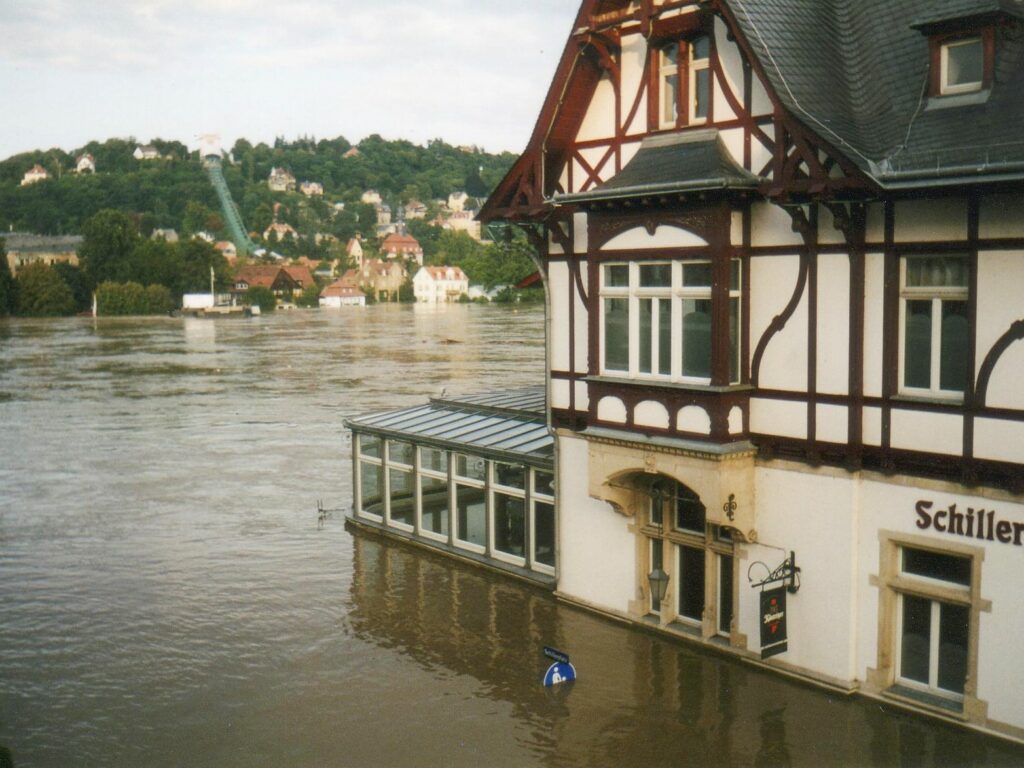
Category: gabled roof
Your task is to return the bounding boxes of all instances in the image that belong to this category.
[283,264,315,287]
[418,266,468,281]
[234,265,298,289]
[321,280,365,298]
[483,0,1024,221]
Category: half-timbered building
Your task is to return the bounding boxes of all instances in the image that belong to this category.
[479,0,1024,742]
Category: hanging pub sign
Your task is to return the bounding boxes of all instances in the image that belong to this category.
[760,587,789,659]
[542,646,577,687]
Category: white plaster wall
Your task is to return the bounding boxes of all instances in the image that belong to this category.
[573,212,588,254]
[579,145,611,184]
[816,404,848,445]
[677,405,711,435]
[730,210,744,247]
[576,74,617,143]
[974,418,1024,464]
[750,136,773,178]
[975,250,1024,409]
[598,396,627,423]
[574,381,590,412]
[620,34,647,136]
[743,466,858,681]
[863,253,886,399]
[894,198,968,243]
[750,398,807,440]
[559,165,570,195]
[890,410,963,455]
[729,406,743,435]
[549,262,571,371]
[635,400,670,429]
[751,203,804,248]
[574,261,590,374]
[557,435,637,613]
[721,128,745,172]
[602,225,708,250]
[714,17,743,124]
[862,406,883,446]
[857,481,1024,732]
[751,68,773,116]
[816,254,850,395]
[750,255,808,391]
[866,203,885,244]
[551,379,571,411]
[979,193,1024,239]
[817,206,847,246]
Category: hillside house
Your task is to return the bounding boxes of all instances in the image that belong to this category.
[20,164,49,186]
[346,237,365,268]
[263,222,298,242]
[443,211,483,241]
[447,191,469,213]
[133,145,160,161]
[231,265,299,300]
[300,181,324,197]
[151,229,179,243]
[282,264,316,291]
[75,154,96,174]
[268,167,297,193]
[349,0,1024,743]
[361,190,383,206]
[405,200,428,220]
[214,241,238,265]
[358,258,406,303]
[381,232,424,265]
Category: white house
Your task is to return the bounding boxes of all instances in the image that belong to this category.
[268,167,296,193]
[319,280,366,308]
[133,145,160,161]
[413,266,468,303]
[348,0,1024,745]
[300,181,324,197]
[75,154,96,174]
[361,189,382,206]
[20,164,49,186]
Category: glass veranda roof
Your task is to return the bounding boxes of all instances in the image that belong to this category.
[345,386,552,465]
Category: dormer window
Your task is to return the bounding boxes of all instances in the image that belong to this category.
[655,34,711,129]
[940,36,984,94]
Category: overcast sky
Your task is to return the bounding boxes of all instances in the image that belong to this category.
[0,0,581,159]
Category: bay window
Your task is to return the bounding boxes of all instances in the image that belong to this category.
[600,259,742,385]
[899,255,969,397]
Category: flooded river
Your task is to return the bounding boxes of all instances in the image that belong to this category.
[1,306,1021,767]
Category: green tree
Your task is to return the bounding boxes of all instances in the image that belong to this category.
[295,284,321,308]
[78,209,141,287]
[95,281,174,315]
[0,239,15,316]
[246,286,276,312]
[52,263,92,312]
[14,263,76,317]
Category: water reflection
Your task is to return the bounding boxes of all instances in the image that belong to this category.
[349,530,1024,768]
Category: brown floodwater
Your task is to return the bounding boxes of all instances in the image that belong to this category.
[0,306,1021,767]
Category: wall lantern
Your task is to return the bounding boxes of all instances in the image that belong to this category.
[648,567,670,603]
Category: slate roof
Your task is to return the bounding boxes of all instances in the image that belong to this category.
[727,0,1024,186]
[554,129,759,203]
[911,0,1024,30]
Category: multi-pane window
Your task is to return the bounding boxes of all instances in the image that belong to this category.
[601,260,741,384]
[657,35,711,129]
[355,435,556,574]
[419,447,448,539]
[896,547,972,700]
[899,255,969,396]
[643,480,734,635]
[941,37,983,95]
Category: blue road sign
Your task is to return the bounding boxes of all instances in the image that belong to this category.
[543,661,577,687]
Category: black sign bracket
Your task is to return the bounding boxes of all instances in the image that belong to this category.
[747,550,801,594]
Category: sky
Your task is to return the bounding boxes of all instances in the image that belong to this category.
[0,0,581,160]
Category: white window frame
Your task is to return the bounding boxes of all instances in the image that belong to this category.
[385,439,416,532]
[600,260,741,385]
[418,446,450,544]
[356,434,384,523]
[531,469,556,575]
[897,255,969,400]
[688,35,710,124]
[658,42,679,129]
[940,37,984,96]
[453,453,487,554]
[490,462,528,567]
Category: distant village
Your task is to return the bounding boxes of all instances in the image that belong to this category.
[3,136,534,315]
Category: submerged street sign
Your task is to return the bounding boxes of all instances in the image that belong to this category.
[542,646,576,687]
